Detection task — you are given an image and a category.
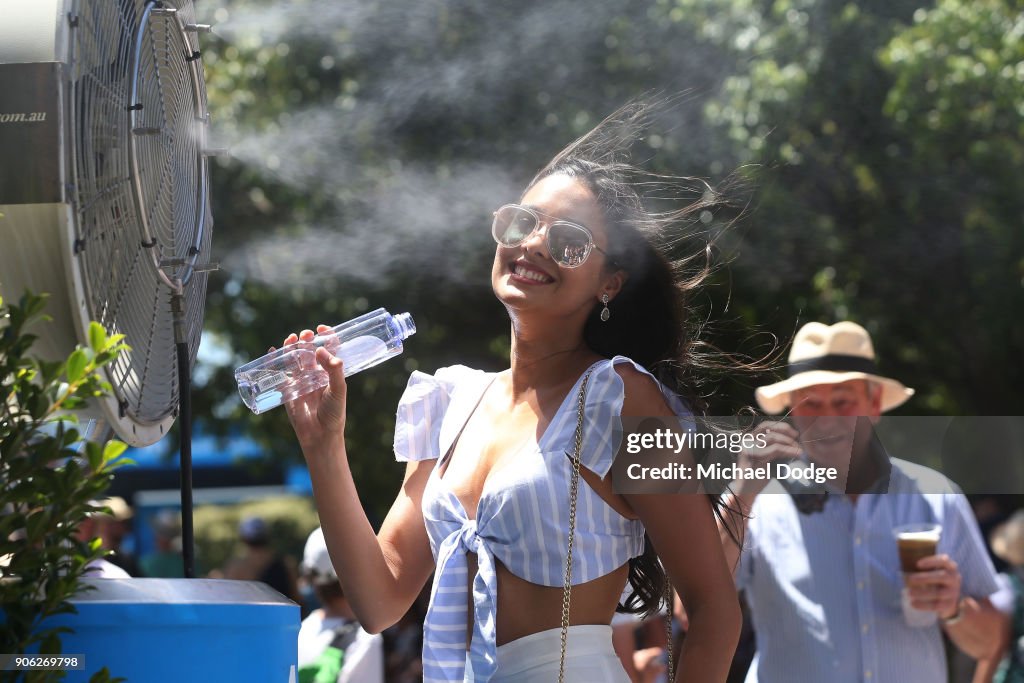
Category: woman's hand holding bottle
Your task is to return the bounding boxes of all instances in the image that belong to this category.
[279,326,349,452]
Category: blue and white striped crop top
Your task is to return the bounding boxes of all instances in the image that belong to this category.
[393,356,688,683]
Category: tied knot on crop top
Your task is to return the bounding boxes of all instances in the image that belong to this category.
[393,356,689,683]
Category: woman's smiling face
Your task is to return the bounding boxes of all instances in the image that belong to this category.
[491,173,619,320]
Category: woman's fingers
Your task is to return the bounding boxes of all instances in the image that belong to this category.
[277,327,349,435]
[283,326,326,347]
[316,347,346,390]
[316,347,348,431]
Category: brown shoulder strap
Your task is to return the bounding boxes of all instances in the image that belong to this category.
[438,375,498,471]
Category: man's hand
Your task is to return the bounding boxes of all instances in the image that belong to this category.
[905,554,962,619]
[632,647,667,683]
[733,420,802,498]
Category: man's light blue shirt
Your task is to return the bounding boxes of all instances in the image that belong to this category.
[738,459,1001,683]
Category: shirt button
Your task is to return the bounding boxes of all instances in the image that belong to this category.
[865,671,873,679]
[857,582,865,590]
[855,536,863,545]
[862,623,869,633]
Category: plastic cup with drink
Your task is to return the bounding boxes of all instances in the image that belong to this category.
[893,522,942,627]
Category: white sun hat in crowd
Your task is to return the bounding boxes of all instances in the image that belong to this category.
[755,321,915,415]
[991,510,1024,567]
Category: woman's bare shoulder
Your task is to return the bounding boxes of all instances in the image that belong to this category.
[611,360,673,416]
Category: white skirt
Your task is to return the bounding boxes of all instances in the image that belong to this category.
[484,625,630,683]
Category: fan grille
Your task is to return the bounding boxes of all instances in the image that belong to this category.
[68,0,211,436]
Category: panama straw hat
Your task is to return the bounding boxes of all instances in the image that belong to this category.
[755,321,915,414]
[96,496,134,521]
[991,510,1024,567]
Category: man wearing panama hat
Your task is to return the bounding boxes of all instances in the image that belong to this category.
[719,321,1007,683]
[753,321,916,416]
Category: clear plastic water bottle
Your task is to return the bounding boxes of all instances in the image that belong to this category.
[235,308,416,414]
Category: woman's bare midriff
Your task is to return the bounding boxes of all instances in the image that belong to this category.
[462,553,631,647]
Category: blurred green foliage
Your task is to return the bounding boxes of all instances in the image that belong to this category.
[182,0,1022,521]
[0,292,129,683]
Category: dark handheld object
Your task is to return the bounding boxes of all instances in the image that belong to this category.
[777,474,829,514]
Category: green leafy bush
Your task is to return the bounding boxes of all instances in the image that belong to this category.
[0,292,130,683]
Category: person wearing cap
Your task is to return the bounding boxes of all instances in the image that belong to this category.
[718,321,1006,683]
[297,527,384,683]
[223,516,300,602]
[140,509,187,578]
[77,501,132,579]
[93,496,142,577]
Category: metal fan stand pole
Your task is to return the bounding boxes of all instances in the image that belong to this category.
[171,290,196,579]
[123,1,217,580]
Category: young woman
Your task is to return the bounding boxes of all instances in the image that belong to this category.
[282,103,742,682]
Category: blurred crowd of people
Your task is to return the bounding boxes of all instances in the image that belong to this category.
[77,489,1024,683]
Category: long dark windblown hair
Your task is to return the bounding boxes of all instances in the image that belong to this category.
[528,99,747,618]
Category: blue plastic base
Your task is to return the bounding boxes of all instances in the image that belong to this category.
[45,578,299,682]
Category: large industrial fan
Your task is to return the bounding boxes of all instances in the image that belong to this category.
[0,0,215,575]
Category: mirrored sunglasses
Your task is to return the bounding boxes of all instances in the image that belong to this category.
[491,204,613,269]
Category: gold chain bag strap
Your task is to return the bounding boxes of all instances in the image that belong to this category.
[558,368,592,682]
[557,369,676,683]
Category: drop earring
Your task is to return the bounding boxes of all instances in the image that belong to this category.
[600,293,610,322]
